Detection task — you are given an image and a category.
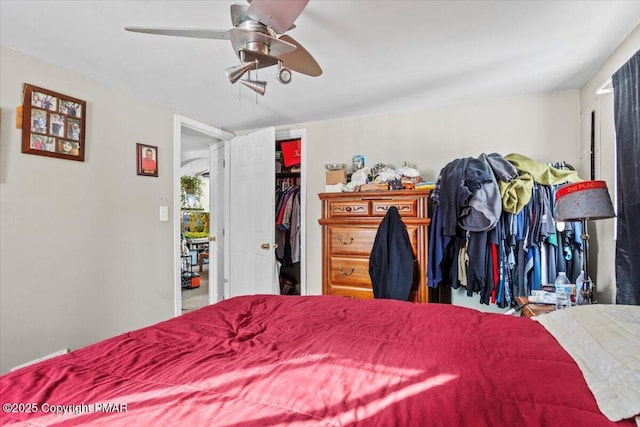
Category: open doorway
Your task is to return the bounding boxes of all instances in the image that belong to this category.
[173,114,233,316]
[173,120,307,314]
[179,138,210,313]
[275,131,306,296]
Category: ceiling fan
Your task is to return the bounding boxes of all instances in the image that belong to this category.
[125,0,322,95]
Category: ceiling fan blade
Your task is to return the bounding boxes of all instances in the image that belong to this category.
[125,27,230,40]
[277,34,322,77]
[246,0,309,34]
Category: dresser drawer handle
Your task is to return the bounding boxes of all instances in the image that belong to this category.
[337,236,354,245]
[376,205,411,212]
[333,205,365,214]
[338,266,355,275]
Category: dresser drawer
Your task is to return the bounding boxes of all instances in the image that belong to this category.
[326,200,370,217]
[328,256,371,288]
[328,225,420,256]
[326,285,374,300]
[328,226,377,255]
[371,198,419,217]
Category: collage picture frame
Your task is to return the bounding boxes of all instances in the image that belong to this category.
[21,83,86,162]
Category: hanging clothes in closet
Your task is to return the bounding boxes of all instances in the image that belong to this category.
[275,177,301,295]
[428,153,584,307]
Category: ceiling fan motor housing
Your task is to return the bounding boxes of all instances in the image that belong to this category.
[238,20,276,37]
[245,41,270,56]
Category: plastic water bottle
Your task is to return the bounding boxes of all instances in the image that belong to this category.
[575,270,585,305]
[555,272,571,310]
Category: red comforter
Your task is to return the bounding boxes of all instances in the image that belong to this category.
[0,295,632,426]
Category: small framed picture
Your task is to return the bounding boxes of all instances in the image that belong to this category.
[21,83,86,161]
[137,143,158,177]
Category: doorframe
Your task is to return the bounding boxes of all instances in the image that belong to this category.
[276,128,307,296]
[209,141,226,304]
[173,114,233,317]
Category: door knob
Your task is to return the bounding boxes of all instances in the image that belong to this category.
[260,243,279,250]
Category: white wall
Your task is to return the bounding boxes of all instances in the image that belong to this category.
[280,91,581,312]
[579,24,640,304]
[0,47,176,373]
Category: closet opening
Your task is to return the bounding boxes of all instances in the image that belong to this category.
[276,138,302,295]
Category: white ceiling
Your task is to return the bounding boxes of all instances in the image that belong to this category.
[1,0,639,137]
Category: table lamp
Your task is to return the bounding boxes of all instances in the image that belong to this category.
[554,180,616,304]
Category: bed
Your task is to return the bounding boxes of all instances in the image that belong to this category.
[1,295,638,426]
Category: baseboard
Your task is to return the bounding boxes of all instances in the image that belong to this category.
[11,348,70,371]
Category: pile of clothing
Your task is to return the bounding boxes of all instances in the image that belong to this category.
[428,153,583,307]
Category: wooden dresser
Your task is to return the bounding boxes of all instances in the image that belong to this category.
[318,190,433,303]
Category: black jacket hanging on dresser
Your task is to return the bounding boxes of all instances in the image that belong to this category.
[369,206,415,301]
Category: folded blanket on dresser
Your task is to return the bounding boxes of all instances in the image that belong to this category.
[534,304,640,424]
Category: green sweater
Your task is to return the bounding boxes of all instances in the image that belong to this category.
[499,153,582,214]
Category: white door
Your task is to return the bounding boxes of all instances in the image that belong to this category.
[209,142,225,303]
[226,127,276,297]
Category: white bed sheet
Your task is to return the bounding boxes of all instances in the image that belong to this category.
[534,304,640,423]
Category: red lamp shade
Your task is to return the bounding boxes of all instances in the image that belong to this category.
[554,180,615,222]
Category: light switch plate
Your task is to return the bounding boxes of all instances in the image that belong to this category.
[159,205,169,221]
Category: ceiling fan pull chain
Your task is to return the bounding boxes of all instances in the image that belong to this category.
[255,69,258,104]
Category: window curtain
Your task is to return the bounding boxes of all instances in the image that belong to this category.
[612,49,640,305]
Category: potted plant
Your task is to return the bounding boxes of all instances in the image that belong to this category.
[180,175,203,208]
